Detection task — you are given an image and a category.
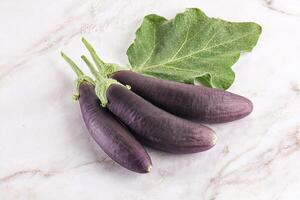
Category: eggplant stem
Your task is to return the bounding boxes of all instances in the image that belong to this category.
[81,55,99,79]
[61,52,84,78]
[81,37,106,74]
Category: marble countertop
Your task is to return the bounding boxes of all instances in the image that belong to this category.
[1,0,300,199]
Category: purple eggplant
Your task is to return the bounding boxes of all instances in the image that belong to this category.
[79,38,217,154]
[105,84,217,154]
[111,70,253,123]
[61,53,152,173]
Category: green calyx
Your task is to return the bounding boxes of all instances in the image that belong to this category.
[94,78,122,107]
[73,76,94,100]
[61,38,130,107]
[94,78,131,107]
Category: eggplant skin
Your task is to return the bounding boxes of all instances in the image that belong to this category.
[111,71,253,123]
[78,82,152,173]
[106,84,217,154]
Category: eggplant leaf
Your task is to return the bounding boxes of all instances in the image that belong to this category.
[127,8,261,89]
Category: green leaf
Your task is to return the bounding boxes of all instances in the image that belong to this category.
[127,8,261,89]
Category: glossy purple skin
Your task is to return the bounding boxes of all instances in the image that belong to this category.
[106,84,217,154]
[111,71,253,123]
[78,83,152,173]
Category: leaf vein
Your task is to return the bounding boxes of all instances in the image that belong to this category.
[141,30,257,71]
[140,25,157,67]
[169,16,191,61]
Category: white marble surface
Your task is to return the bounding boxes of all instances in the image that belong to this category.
[1,0,300,199]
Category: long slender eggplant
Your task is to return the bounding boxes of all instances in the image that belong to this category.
[111,70,253,123]
[62,53,152,173]
[79,38,217,154]
[105,84,217,154]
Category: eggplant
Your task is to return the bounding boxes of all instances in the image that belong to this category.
[61,53,152,173]
[111,70,253,123]
[106,84,217,154]
[80,38,217,154]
